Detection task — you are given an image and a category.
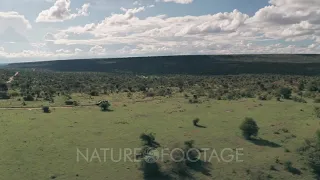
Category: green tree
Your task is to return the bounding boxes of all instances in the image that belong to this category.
[240,117,259,140]
[279,87,292,99]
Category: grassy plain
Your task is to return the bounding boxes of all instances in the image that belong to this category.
[0,94,319,180]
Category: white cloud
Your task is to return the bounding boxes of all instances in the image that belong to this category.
[75,48,83,53]
[158,0,193,4]
[89,45,106,55]
[0,12,32,33]
[0,49,75,59]
[247,0,320,41]
[35,0,90,22]
[56,49,71,53]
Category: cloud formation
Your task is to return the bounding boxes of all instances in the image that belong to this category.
[0,11,32,33]
[1,0,320,60]
[36,0,90,22]
[158,0,193,4]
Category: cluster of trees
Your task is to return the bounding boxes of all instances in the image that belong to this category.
[1,68,320,106]
[2,69,319,102]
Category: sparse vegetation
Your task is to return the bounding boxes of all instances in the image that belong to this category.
[0,63,320,180]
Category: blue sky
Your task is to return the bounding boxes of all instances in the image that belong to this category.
[0,0,319,62]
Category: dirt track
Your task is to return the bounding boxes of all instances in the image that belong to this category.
[0,106,74,110]
[6,72,19,83]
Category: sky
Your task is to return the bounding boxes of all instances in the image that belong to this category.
[0,0,320,62]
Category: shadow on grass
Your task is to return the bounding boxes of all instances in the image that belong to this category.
[187,160,212,176]
[141,162,172,180]
[193,119,207,128]
[249,138,281,148]
[194,124,207,128]
[288,167,302,175]
[101,109,114,112]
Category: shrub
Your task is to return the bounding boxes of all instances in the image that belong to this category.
[279,87,292,99]
[146,89,155,97]
[240,89,255,98]
[127,92,133,98]
[90,91,99,96]
[258,94,267,101]
[298,131,320,176]
[292,96,307,103]
[315,107,320,118]
[189,98,200,104]
[73,101,79,106]
[189,95,200,104]
[0,92,10,99]
[23,94,34,101]
[156,87,172,97]
[8,90,20,97]
[239,117,259,140]
[100,101,111,111]
[65,100,79,106]
[284,161,293,171]
[139,133,160,148]
[314,97,320,103]
[65,100,74,105]
[42,106,50,113]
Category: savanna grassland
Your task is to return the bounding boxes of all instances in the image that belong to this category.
[1,59,320,180]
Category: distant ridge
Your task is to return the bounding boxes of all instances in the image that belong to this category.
[6,54,320,75]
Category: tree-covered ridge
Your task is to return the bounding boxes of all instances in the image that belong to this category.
[6,55,320,75]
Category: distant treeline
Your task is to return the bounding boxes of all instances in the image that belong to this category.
[6,55,320,75]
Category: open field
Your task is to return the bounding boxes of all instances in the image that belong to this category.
[0,94,319,180]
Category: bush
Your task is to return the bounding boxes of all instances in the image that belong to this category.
[239,117,259,140]
[23,94,34,101]
[73,101,79,106]
[314,97,320,103]
[292,96,307,103]
[146,89,156,97]
[90,91,99,96]
[284,161,292,170]
[0,92,10,99]
[42,106,50,113]
[127,92,133,98]
[189,95,200,104]
[156,87,172,97]
[315,107,320,118]
[189,98,200,104]
[100,101,111,111]
[65,100,74,105]
[279,87,292,99]
[298,131,320,176]
[8,90,20,97]
[258,94,268,101]
[139,133,160,148]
